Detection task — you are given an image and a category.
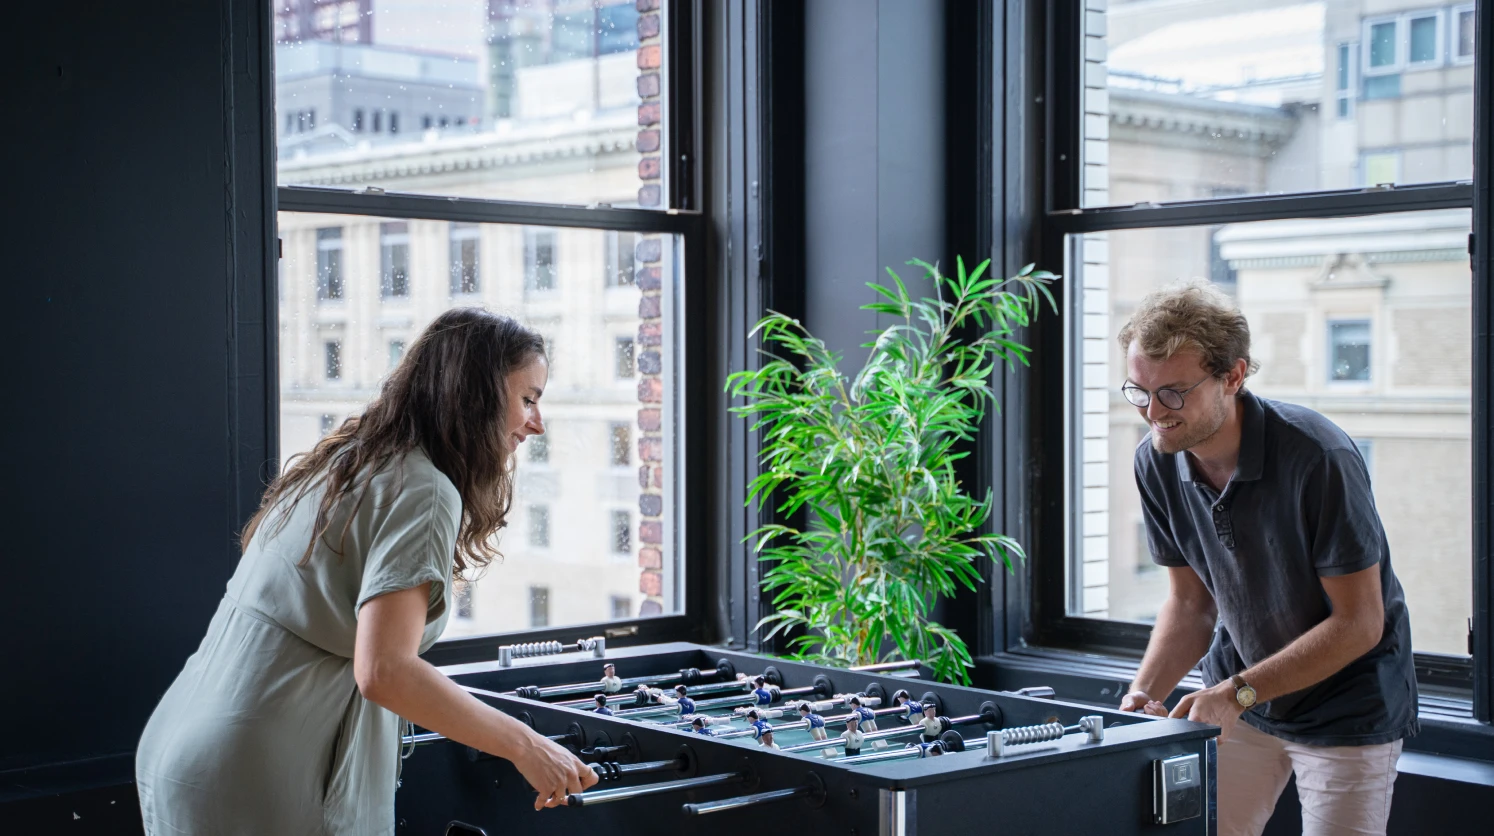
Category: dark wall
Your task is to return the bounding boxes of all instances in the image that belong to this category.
[802,0,946,367]
[0,0,271,790]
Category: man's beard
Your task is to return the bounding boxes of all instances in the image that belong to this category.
[1150,391,1229,455]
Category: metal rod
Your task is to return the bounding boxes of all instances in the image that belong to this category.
[587,757,686,780]
[555,679,746,708]
[715,705,908,740]
[848,660,922,673]
[682,786,812,816]
[565,772,745,807]
[522,665,731,700]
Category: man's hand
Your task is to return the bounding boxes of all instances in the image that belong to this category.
[1120,690,1169,717]
[1169,682,1247,742]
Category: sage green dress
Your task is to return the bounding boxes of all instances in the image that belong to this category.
[136,450,460,835]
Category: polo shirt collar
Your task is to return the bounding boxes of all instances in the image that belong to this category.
[1171,389,1265,484]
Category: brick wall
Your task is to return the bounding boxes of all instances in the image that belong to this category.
[635,0,665,616]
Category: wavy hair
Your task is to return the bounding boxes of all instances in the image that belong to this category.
[241,307,546,578]
[1117,281,1260,379]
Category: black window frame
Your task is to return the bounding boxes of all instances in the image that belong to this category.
[270,0,710,661]
[999,0,1494,750]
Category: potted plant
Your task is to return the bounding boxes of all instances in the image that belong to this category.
[726,257,1056,684]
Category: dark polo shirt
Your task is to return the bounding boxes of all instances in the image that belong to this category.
[1135,390,1417,746]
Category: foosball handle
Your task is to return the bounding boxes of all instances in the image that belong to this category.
[681,772,826,815]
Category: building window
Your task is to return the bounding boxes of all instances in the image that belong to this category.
[319,414,337,436]
[449,222,480,295]
[528,586,549,628]
[454,580,473,619]
[324,340,342,382]
[1365,18,1401,72]
[606,230,637,287]
[389,112,400,134]
[388,340,405,371]
[610,595,632,620]
[1361,151,1401,188]
[611,510,631,554]
[421,114,432,130]
[610,422,630,467]
[352,108,365,132]
[372,110,382,133]
[1335,43,1355,119]
[528,504,550,548]
[1455,4,1476,63]
[525,230,557,292]
[528,431,550,464]
[1328,320,1372,383]
[1407,13,1442,67]
[380,222,410,298]
[1354,439,1375,481]
[615,337,636,379]
[316,227,343,301]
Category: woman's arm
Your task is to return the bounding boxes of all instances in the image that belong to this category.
[354,583,598,810]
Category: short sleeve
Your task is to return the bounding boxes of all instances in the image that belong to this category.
[1135,451,1187,567]
[1304,447,1383,577]
[355,474,459,624]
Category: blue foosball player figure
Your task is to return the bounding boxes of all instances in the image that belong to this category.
[745,709,779,749]
[592,694,614,715]
[673,685,696,717]
[690,717,714,737]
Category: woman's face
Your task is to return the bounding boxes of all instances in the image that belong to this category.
[504,356,549,453]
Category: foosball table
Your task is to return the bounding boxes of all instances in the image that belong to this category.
[395,641,1218,835]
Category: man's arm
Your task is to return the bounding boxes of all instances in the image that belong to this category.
[1168,564,1384,741]
[1120,566,1217,713]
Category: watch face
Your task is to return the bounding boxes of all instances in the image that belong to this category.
[1237,685,1258,708]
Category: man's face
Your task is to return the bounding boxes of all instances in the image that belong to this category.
[1125,343,1234,455]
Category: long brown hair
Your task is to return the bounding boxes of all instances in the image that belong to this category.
[241,307,546,577]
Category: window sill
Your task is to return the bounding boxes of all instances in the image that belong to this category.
[975,648,1494,764]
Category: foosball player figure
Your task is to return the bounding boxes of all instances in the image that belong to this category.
[892,689,924,722]
[746,710,779,750]
[672,684,696,716]
[841,714,865,757]
[592,694,614,715]
[848,696,887,749]
[917,703,943,743]
[600,663,623,694]
[690,716,714,737]
[798,702,835,756]
[751,676,774,706]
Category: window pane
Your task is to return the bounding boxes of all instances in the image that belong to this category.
[1458,9,1476,58]
[1080,3,1475,207]
[615,336,636,378]
[1408,16,1439,64]
[274,0,669,208]
[1067,210,1472,655]
[529,586,549,628]
[278,211,684,637]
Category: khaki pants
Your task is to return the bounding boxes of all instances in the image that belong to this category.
[1218,722,1402,836]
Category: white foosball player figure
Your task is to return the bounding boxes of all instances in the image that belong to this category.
[745,709,779,749]
[592,694,614,715]
[599,663,623,694]
[841,714,866,757]
[918,703,943,743]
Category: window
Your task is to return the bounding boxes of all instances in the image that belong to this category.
[1335,43,1355,119]
[324,340,341,382]
[527,431,550,464]
[276,0,692,641]
[1455,4,1476,63]
[388,340,405,371]
[1354,438,1375,480]
[529,586,549,628]
[610,595,632,620]
[606,230,637,287]
[1365,17,1402,73]
[610,422,630,467]
[454,580,473,620]
[1362,152,1401,188]
[319,414,336,436]
[528,504,550,549]
[615,337,635,378]
[315,227,343,301]
[449,222,480,295]
[1408,13,1442,67]
[611,510,631,554]
[1328,320,1372,383]
[352,108,364,132]
[525,230,557,293]
[380,222,410,298]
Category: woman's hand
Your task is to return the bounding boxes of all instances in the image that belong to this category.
[511,732,599,811]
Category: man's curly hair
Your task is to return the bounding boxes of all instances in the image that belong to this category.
[1117,281,1259,378]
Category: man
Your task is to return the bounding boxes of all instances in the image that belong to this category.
[1115,283,1416,836]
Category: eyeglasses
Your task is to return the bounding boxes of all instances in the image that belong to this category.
[1121,375,1213,410]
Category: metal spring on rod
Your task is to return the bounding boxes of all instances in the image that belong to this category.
[999,722,1066,745]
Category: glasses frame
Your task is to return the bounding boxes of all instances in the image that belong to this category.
[1120,375,1214,411]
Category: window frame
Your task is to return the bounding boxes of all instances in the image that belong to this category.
[1020,0,1490,733]
[270,0,710,658]
[1455,3,1478,64]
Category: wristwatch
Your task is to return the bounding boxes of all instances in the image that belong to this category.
[1230,674,1258,708]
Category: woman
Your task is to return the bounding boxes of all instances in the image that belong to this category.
[136,308,596,835]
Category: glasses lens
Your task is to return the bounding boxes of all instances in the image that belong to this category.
[1123,386,1149,408]
[1157,389,1185,410]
